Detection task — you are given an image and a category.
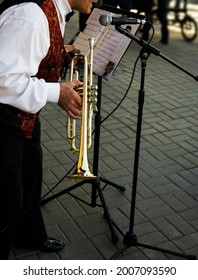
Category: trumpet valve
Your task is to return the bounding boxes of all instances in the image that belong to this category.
[89,85,98,112]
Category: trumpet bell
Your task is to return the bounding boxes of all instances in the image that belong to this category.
[68,168,96,180]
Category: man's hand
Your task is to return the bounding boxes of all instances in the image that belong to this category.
[58,80,83,119]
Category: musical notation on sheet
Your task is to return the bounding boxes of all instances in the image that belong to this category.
[73,8,140,80]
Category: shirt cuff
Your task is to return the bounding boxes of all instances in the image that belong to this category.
[46,82,60,104]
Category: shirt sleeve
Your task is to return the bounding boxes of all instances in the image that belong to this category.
[0,3,60,113]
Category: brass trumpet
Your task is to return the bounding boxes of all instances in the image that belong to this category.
[67,37,97,179]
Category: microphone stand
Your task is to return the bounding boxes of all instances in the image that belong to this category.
[110,25,197,260]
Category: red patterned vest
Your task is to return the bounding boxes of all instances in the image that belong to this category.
[18,0,66,138]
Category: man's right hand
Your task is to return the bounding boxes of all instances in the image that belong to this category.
[58,80,83,119]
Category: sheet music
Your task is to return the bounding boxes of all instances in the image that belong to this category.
[73,8,140,80]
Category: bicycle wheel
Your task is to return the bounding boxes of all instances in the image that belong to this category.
[181,15,197,42]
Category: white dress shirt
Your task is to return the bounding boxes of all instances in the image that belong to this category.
[0,0,72,113]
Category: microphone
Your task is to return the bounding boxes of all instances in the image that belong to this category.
[99,14,146,26]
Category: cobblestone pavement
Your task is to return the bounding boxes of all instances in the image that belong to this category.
[10,5,198,260]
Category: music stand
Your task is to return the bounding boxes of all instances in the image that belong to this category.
[109,25,197,260]
[40,6,143,243]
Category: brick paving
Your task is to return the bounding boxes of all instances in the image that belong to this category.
[9,6,198,260]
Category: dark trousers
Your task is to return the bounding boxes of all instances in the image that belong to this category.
[0,121,47,259]
[138,0,153,41]
[157,0,170,43]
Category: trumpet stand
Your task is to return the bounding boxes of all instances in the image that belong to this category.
[40,75,125,244]
[109,25,197,260]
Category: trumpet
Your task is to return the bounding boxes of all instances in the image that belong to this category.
[67,37,97,179]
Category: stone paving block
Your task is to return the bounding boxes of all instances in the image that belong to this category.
[135,182,155,199]
[59,219,86,243]
[167,170,190,189]
[43,126,63,140]
[152,217,182,240]
[75,212,115,238]
[41,198,66,214]
[43,169,60,185]
[42,208,70,227]
[154,133,175,145]
[47,166,67,181]
[101,168,132,182]
[136,196,165,213]
[140,161,162,179]
[182,127,198,139]
[59,239,96,260]
[180,206,198,223]
[111,140,132,154]
[160,193,189,212]
[164,146,189,158]
[178,169,198,185]
[143,175,170,188]
[119,250,148,260]
[138,231,168,247]
[59,197,87,218]
[143,134,166,147]
[172,189,198,208]
[141,247,171,260]
[186,140,198,154]
[152,182,179,196]
[134,221,157,237]
[166,213,196,235]
[189,219,198,231]
[144,241,184,260]
[37,252,60,260]
[159,164,185,176]
[15,253,39,260]
[101,155,125,171]
[106,195,129,211]
[52,151,71,165]
[102,143,123,156]
[174,155,196,169]
[136,168,152,182]
[152,158,176,169]
[67,251,103,260]
[173,235,198,252]
[140,204,174,220]
[43,155,60,169]
[179,140,198,153]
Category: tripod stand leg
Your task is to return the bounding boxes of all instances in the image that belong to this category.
[110,245,128,260]
[40,180,89,205]
[136,241,197,260]
[93,179,119,243]
[110,238,197,260]
[100,177,125,192]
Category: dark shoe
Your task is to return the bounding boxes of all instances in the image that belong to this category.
[13,238,64,252]
[39,238,65,252]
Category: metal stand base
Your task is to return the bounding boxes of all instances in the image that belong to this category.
[110,232,196,259]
